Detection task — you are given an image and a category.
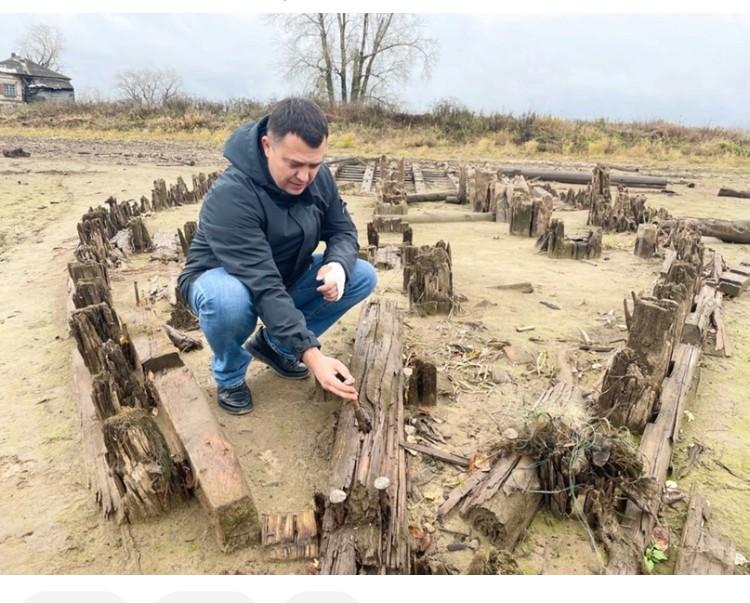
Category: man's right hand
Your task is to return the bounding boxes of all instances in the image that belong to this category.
[302,347,359,401]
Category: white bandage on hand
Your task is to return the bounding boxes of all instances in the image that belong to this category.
[324,262,346,302]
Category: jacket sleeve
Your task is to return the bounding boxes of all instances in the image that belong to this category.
[199,179,320,359]
[319,169,360,280]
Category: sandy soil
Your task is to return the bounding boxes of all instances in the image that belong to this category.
[0,136,748,575]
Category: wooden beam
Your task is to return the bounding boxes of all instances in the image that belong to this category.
[361,163,376,193]
[373,212,494,224]
[674,485,736,574]
[412,162,427,194]
[141,348,262,552]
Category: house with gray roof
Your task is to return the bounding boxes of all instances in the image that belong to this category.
[0,52,75,105]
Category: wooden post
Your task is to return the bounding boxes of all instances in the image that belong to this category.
[406,243,453,315]
[406,358,437,406]
[318,298,410,574]
[634,223,658,258]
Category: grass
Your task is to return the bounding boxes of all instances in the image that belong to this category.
[2,96,750,168]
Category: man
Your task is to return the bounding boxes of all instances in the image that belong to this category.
[178,97,377,415]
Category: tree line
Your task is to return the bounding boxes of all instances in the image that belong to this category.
[13,14,438,108]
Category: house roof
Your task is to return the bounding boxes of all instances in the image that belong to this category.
[0,53,71,81]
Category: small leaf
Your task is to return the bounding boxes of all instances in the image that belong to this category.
[652,550,668,561]
[644,556,655,572]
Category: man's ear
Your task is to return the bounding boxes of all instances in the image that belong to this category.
[260,135,271,157]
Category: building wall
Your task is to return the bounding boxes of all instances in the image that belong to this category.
[29,89,75,103]
[0,73,24,105]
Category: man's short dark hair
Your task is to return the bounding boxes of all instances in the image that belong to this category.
[267,97,329,148]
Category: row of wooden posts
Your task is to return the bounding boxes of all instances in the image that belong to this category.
[66,174,270,553]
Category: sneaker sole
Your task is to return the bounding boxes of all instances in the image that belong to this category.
[246,343,310,380]
[218,402,254,415]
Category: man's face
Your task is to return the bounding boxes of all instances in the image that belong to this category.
[261,132,326,195]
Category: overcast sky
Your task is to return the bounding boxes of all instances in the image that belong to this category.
[2,9,749,129]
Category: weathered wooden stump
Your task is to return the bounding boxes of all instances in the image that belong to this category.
[366,222,379,247]
[177,220,197,256]
[405,242,453,315]
[634,223,658,258]
[102,408,188,521]
[535,218,602,260]
[598,295,677,432]
[130,216,153,252]
[470,168,496,213]
[405,357,437,406]
[509,185,552,237]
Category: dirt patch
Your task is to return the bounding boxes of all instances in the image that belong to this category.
[0,138,748,575]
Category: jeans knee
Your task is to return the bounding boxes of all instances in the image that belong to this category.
[191,272,255,332]
[353,259,378,297]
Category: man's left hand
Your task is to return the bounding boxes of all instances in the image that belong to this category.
[316,262,345,302]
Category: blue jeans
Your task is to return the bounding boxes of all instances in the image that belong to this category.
[186,254,377,387]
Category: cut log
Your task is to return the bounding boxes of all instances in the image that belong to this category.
[687,218,750,244]
[405,191,459,203]
[717,187,750,199]
[673,485,737,575]
[371,216,409,233]
[459,454,542,550]
[318,298,409,575]
[497,166,668,188]
[373,212,493,224]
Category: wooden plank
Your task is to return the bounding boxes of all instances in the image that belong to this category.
[717,270,750,297]
[262,509,319,560]
[412,162,427,194]
[674,485,736,574]
[361,163,376,193]
[148,357,262,552]
[400,441,471,468]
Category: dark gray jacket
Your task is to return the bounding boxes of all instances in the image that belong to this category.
[178,115,359,359]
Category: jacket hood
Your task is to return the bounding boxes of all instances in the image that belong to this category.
[223,115,275,188]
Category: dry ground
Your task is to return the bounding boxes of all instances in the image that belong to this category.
[0,136,748,575]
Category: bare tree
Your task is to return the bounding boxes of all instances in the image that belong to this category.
[17,23,66,71]
[268,13,438,105]
[114,68,184,107]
